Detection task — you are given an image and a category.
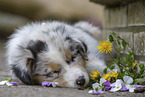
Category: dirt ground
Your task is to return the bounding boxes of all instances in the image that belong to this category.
[0,40,144,97]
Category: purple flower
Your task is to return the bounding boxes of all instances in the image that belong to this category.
[103,80,111,91]
[10,82,18,86]
[103,80,111,86]
[105,86,111,91]
[120,86,129,91]
[88,90,105,94]
[42,82,51,87]
[133,85,144,88]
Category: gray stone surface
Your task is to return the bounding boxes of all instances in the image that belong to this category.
[0,40,144,97]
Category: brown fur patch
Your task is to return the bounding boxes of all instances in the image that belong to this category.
[53,78,68,87]
[80,59,86,67]
[32,75,45,84]
[49,63,61,71]
[66,49,86,67]
[52,69,68,87]
[65,49,72,60]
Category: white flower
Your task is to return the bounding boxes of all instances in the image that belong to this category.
[92,83,102,91]
[122,76,136,92]
[123,76,133,85]
[126,85,136,92]
[89,79,106,95]
[100,78,106,85]
[88,90,105,94]
[51,82,59,87]
[0,81,13,86]
[110,79,122,92]
[88,90,93,93]
[92,78,106,91]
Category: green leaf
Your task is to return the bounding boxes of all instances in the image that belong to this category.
[111,32,117,36]
[139,64,144,69]
[108,62,113,69]
[111,32,118,41]
[122,40,127,50]
[103,68,107,74]
[126,52,135,66]
[139,64,145,75]
[124,68,130,74]
[118,45,122,51]
[110,66,115,70]
[134,78,145,85]
[4,78,12,82]
[4,79,9,81]
[141,72,145,77]
[108,61,115,70]
[109,35,114,42]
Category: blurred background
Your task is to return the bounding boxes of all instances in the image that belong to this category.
[0,0,104,40]
[0,0,104,72]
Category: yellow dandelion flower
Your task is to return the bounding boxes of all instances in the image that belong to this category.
[90,70,100,80]
[132,62,136,67]
[102,72,111,81]
[101,70,118,81]
[110,70,118,80]
[97,40,113,54]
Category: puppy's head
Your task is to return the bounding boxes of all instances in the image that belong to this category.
[25,36,89,88]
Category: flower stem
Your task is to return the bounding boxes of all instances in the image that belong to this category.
[112,43,120,56]
[108,52,114,60]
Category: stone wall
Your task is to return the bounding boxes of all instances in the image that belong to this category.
[91,0,145,63]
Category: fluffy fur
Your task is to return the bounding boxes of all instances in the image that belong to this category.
[6,21,107,88]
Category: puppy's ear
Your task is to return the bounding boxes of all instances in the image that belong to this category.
[26,58,36,78]
[12,58,36,85]
[11,40,47,85]
[12,63,32,85]
[67,37,88,60]
[77,41,88,61]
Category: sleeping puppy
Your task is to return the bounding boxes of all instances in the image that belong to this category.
[6,21,107,88]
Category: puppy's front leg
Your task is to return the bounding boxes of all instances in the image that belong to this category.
[86,58,107,75]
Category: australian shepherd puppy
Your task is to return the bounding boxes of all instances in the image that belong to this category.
[6,21,107,88]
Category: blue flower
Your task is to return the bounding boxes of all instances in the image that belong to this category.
[42,82,51,87]
[10,82,18,86]
[133,85,144,88]
[42,82,59,87]
[120,86,129,91]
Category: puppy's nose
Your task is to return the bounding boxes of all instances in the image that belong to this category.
[76,76,85,86]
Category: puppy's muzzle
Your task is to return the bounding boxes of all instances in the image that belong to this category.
[76,76,85,86]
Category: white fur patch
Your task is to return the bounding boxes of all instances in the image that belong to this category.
[6,21,107,88]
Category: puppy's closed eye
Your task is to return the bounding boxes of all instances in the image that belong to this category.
[34,63,61,77]
[45,69,61,78]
